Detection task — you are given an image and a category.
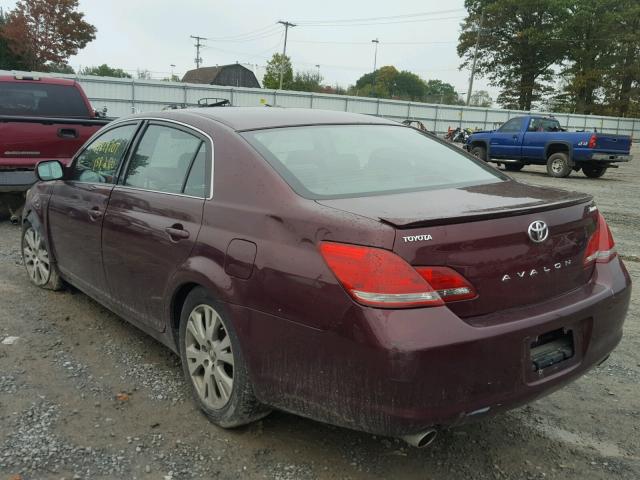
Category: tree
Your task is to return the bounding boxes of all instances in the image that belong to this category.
[290,71,323,93]
[80,64,132,78]
[136,69,151,80]
[0,9,27,70]
[1,0,96,71]
[468,89,492,107]
[458,0,568,111]
[352,66,429,100]
[46,62,74,73]
[423,79,463,105]
[263,53,293,90]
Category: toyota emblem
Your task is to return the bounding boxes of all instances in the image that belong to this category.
[528,221,549,243]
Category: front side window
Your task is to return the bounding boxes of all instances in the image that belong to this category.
[70,124,138,184]
[242,125,505,199]
[499,118,522,133]
[124,124,206,196]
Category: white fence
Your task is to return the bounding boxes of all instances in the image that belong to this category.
[5,70,639,137]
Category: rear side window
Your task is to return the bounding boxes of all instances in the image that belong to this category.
[71,124,138,184]
[242,125,504,199]
[124,124,208,196]
[0,82,90,117]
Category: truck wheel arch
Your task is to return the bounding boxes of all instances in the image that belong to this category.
[469,140,489,158]
[544,142,574,165]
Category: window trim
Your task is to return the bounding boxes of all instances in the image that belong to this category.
[115,118,214,200]
[66,121,143,185]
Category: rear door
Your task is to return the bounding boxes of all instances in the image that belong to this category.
[101,121,211,331]
[489,118,524,159]
[48,123,140,296]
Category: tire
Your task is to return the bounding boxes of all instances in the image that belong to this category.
[470,145,487,161]
[178,287,270,428]
[504,162,524,172]
[546,152,572,178]
[21,222,63,290]
[582,166,607,178]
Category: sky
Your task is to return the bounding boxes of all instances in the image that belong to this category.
[0,0,498,101]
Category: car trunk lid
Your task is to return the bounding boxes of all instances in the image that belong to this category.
[318,180,596,318]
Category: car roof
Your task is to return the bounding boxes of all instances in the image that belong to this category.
[0,75,78,86]
[183,107,397,131]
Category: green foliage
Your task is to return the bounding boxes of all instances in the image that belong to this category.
[80,64,132,78]
[263,53,293,89]
[290,71,323,93]
[45,62,74,73]
[350,66,462,104]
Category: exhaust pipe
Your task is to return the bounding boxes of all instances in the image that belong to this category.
[10,214,19,225]
[401,428,438,448]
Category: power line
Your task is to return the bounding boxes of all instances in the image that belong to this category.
[293,8,464,25]
[206,24,280,41]
[190,35,207,69]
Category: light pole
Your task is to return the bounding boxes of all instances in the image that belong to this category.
[170,64,176,80]
[371,38,379,96]
[315,64,320,82]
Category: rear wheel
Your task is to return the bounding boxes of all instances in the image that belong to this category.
[582,165,608,178]
[179,287,270,428]
[21,223,62,290]
[503,162,524,172]
[546,152,572,178]
[470,145,487,161]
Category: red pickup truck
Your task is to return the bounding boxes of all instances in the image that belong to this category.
[0,75,109,221]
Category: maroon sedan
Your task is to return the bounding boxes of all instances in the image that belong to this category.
[22,108,631,448]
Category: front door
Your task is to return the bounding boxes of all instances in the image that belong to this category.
[102,122,211,331]
[489,117,523,159]
[48,123,139,296]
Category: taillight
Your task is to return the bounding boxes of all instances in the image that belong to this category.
[415,266,477,302]
[584,213,617,266]
[588,134,597,148]
[319,242,476,308]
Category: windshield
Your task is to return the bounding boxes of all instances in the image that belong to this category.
[242,124,505,199]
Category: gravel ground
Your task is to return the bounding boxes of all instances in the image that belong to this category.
[0,147,639,480]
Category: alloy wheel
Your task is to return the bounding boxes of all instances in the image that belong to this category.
[184,304,235,409]
[23,227,51,286]
[551,158,565,174]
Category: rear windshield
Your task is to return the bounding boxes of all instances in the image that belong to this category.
[242,124,505,199]
[0,82,90,117]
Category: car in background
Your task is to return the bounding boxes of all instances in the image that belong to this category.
[465,115,633,178]
[0,75,109,221]
[22,108,631,448]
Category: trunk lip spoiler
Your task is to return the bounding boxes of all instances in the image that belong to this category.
[379,195,593,229]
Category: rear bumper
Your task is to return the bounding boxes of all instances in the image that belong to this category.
[231,257,631,436]
[0,169,36,192]
[589,153,632,162]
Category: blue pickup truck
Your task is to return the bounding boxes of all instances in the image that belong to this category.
[465,115,633,178]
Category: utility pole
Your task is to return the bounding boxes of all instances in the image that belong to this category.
[371,38,379,96]
[315,64,321,82]
[466,11,484,106]
[278,21,296,89]
[190,35,207,69]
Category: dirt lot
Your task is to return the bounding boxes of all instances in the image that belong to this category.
[1,148,639,480]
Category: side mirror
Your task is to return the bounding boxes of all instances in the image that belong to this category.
[36,160,64,181]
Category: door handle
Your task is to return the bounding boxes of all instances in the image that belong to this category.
[88,206,102,220]
[58,128,78,139]
[165,225,190,240]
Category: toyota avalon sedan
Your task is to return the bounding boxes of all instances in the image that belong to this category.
[22,107,631,448]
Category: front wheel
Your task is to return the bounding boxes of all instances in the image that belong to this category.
[21,223,63,290]
[179,287,270,428]
[546,152,572,178]
[582,166,608,178]
[470,145,487,161]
